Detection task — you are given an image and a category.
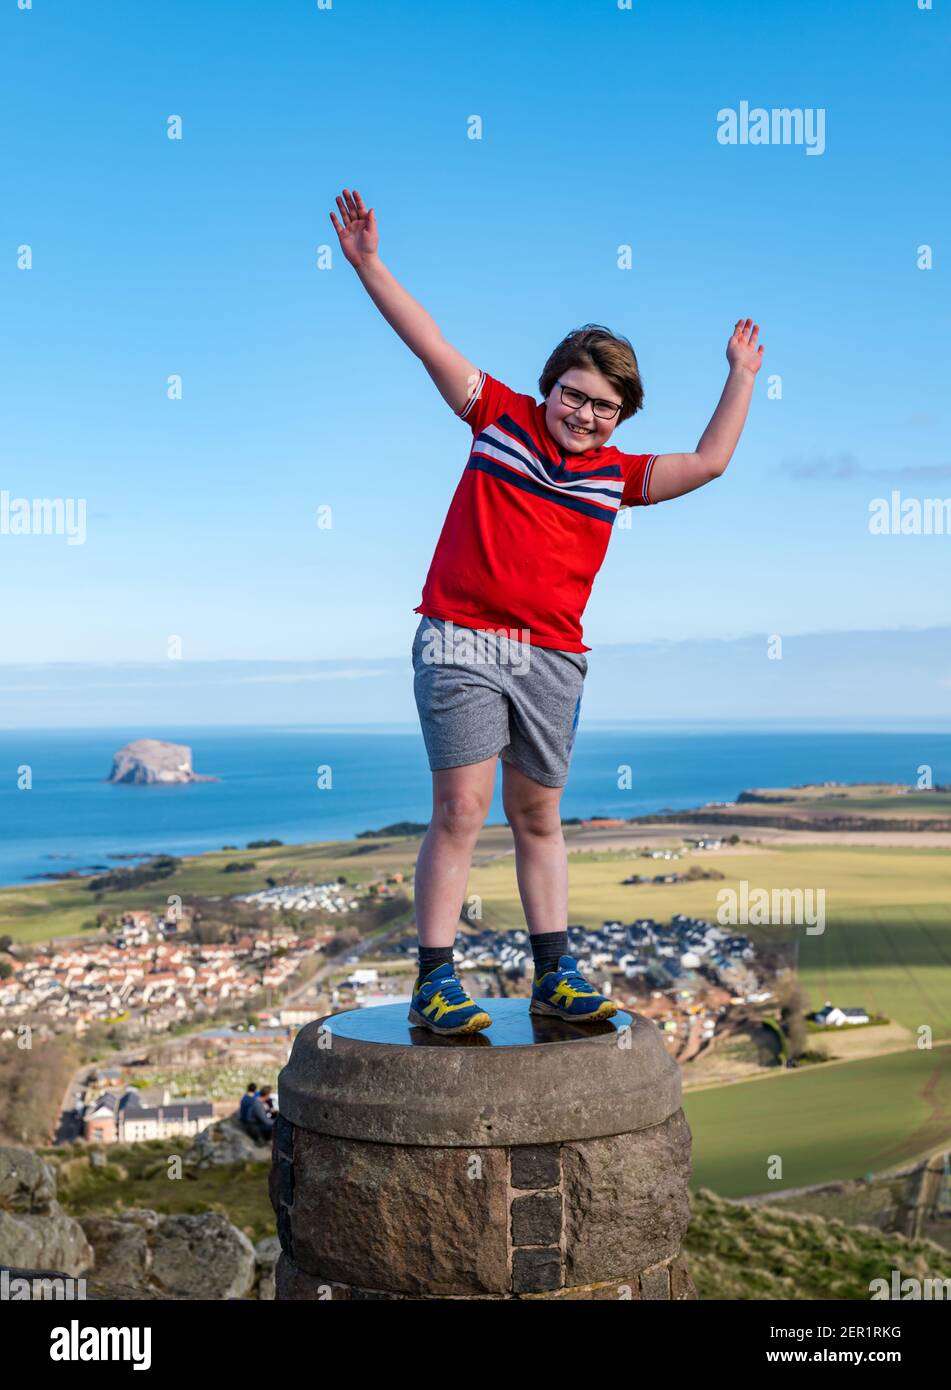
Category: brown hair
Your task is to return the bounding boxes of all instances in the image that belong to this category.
[538,323,644,423]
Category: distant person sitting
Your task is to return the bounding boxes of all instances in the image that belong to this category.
[239,1083,258,1130]
[246,1086,275,1143]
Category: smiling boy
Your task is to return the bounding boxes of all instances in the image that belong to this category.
[330,187,763,1035]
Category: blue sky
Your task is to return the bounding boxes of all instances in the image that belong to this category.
[1,0,948,675]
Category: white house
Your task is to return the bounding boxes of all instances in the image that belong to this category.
[813,1003,870,1027]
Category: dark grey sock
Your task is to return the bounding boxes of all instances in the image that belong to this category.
[417,945,455,983]
[531,929,568,980]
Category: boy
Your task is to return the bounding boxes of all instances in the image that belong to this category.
[330,187,763,1035]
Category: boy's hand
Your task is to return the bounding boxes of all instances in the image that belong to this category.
[649,318,763,501]
[726,318,764,376]
[329,187,378,269]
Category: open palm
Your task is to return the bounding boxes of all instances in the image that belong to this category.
[727,318,764,375]
[329,187,378,268]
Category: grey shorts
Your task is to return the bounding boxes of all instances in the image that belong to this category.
[411,615,587,788]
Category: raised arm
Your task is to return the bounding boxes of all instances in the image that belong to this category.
[646,319,764,503]
[329,187,479,415]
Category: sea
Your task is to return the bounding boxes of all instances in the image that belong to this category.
[0,724,948,888]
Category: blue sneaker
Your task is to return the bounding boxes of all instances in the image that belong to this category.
[408,962,492,1035]
[529,954,617,1022]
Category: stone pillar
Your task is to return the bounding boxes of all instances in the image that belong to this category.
[270,999,696,1300]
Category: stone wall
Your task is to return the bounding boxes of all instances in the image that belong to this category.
[271,1113,697,1300]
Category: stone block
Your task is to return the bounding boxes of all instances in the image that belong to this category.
[639,1265,672,1299]
[670,1253,698,1300]
[512,1246,562,1294]
[290,1132,510,1296]
[562,1110,692,1285]
[510,1144,561,1190]
[511,1192,562,1247]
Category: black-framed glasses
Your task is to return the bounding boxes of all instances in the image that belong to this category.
[556,380,622,420]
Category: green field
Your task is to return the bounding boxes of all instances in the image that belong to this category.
[696,784,951,822]
[685,1044,951,1197]
[800,902,951,1038]
[466,842,951,1037]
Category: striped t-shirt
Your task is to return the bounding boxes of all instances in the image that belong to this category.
[414,370,657,652]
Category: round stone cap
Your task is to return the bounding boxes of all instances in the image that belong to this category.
[277,999,682,1146]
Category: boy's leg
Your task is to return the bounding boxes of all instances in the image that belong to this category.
[413,756,498,949]
[497,640,584,946]
[495,644,617,1010]
[501,760,568,943]
[502,759,616,1021]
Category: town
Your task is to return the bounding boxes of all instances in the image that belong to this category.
[0,864,873,1150]
[0,911,314,1034]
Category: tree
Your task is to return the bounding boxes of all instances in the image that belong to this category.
[776,976,809,1059]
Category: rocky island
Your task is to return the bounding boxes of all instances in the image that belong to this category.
[106,739,218,786]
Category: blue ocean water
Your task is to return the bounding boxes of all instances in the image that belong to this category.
[0,724,948,888]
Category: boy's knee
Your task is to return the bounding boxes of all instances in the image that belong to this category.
[506,789,564,839]
[434,791,489,839]
[505,796,563,839]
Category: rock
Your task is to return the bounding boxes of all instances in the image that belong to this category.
[0,1146,57,1213]
[79,1209,268,1299]
[187,1114,270,1167]
[255,1235,280,1301]
[149,1212,256,1299]
[106,738,218,786]
[0,1147,92,1278]
[117,1207,162,1232]
[0,1207,93,1278]
[79,1216,150,1285]
[0,1145,267,1298]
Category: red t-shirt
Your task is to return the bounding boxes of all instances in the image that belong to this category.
[414,370,657,652]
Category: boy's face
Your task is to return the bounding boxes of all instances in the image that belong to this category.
[544,365,623,455]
